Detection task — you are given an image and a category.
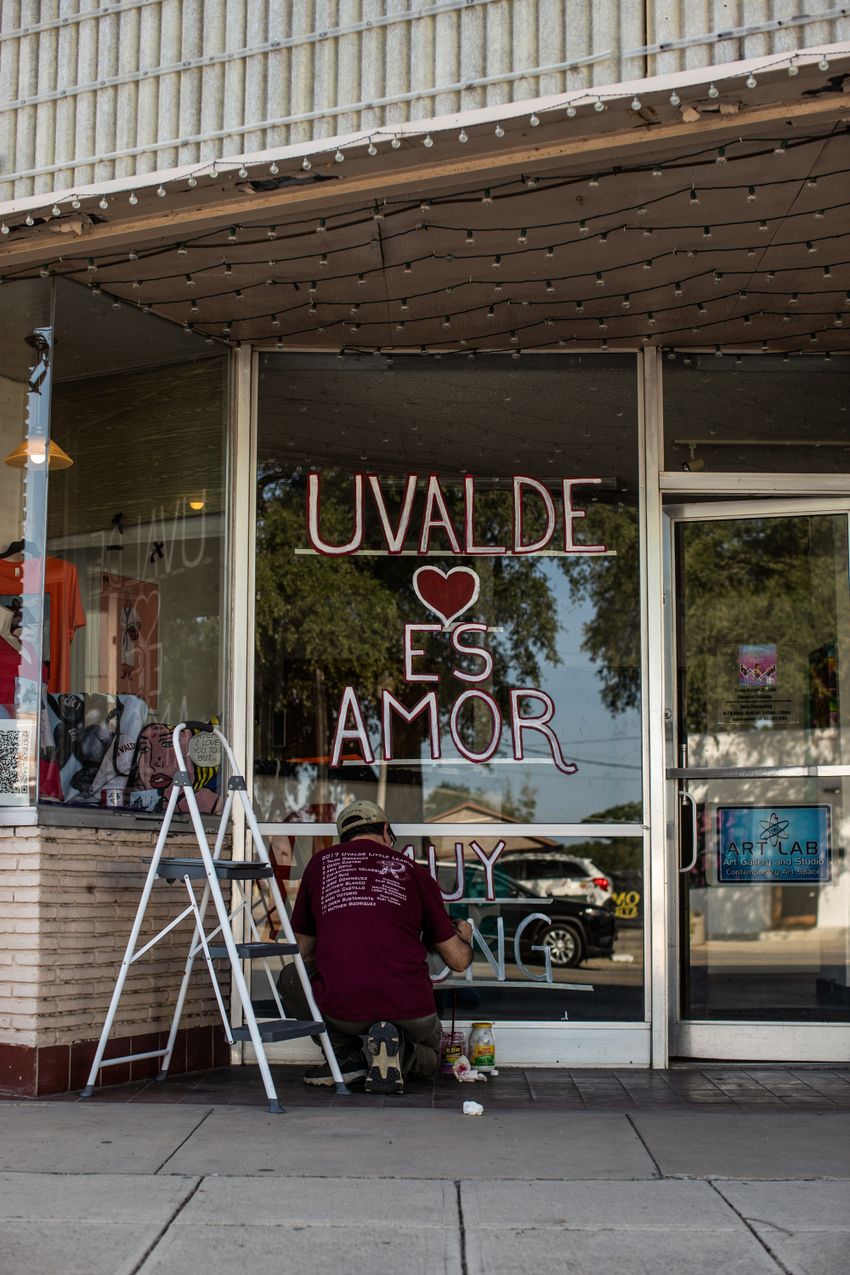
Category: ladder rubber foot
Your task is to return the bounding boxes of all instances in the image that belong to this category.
[335,1082,352,1096]
[155,1070,170,1082]
[267,1101,285,1114]
[80,1086,94,1098]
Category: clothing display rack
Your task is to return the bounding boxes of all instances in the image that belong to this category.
[80,722,349,1112]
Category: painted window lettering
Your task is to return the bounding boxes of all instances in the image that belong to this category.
[314,472,604,775]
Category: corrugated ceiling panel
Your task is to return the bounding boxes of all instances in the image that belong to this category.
[0,1,845,203]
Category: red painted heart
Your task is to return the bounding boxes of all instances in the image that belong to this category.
[413,566,480,626]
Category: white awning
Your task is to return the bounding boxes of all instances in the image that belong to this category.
[1,42,849,357]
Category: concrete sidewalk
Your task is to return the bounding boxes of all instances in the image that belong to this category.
[0,1101,847,1274]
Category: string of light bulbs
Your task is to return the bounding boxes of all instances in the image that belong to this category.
[0,54,845,237]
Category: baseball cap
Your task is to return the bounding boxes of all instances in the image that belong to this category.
[336,799,394,841]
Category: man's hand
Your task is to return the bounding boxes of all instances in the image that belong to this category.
[435,918,474,972]
[453,918,473,944]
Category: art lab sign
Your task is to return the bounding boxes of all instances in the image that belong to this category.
[715,805,831,884]
[305,472,608,772]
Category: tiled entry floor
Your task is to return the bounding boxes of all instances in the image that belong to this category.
[34,1065,850,1111]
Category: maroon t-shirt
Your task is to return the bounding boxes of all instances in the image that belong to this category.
[290,839,456,1021]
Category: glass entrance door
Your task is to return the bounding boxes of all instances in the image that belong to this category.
[670,503,850,1061]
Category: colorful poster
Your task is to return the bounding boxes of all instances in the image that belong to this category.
[737,644,777,688]
[715,805,830,884]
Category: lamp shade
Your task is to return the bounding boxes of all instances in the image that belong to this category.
[3,438,73,469]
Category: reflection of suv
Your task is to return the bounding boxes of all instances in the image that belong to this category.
[435,863,615,969]
[498,852,613,907]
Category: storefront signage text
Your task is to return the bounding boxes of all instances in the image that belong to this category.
[306,473,607,557]
[715,805,831,883]
[316,472,595,774]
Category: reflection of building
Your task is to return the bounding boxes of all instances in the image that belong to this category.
[1,6,849,1094]
[426,799,557,856]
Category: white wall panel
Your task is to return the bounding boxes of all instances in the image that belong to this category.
[0,1,845,202]
[646,0,850,75]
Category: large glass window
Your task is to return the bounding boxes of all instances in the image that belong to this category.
[33,281,228,817]
[255,352,645,1021]
[0,280,53,807]
[663,353,850,474]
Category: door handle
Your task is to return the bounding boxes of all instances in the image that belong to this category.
[680,789,698,873]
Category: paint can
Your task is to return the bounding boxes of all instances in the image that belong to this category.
[440,1030,466,1074]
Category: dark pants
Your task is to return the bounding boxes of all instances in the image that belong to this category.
[277,963,442,1079]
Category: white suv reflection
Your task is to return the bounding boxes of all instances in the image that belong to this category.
[498,852,614,908]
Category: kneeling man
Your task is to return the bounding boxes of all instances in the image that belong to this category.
[278,800,472,1091]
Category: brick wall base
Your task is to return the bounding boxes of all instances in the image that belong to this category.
[1,823,233,1094]
[0,1023,231,1097]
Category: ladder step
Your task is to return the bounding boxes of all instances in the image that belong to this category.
[156,857,273,881]
[207,941,299,959]
[232,1018,325,1043]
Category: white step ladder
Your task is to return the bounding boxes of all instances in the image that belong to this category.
[81,722,349,1112]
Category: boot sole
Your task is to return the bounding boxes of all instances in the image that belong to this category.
[365,1022,404,1094]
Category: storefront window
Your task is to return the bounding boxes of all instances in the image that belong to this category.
[255,352,645,1021]
[0,280,53,807]
[34,280,228,817]
[663,353,850,473]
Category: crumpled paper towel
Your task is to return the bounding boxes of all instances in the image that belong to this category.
[452,1054,487,1082]
[463,1100,484,1115]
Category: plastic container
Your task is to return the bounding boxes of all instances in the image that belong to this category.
[468,1022,496,1071]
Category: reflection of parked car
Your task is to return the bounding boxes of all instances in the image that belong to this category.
[498,851,614,907]
[436,863,616,969]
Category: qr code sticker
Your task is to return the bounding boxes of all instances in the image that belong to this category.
[0,723,31,797]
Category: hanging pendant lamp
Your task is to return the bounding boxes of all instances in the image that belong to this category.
[3,438,73,469]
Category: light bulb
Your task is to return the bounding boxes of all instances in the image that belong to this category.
[99,196,109,210]
[391,136,401,148]
[529,113,539,127]
[566,104,576,118]
[156,185,166,197]
[423,134,434,148]
[669,91,680,106]
[495,123,505,137]
[707,83,719,98]
[129,191,138,205]
[631,97,641,110]
[458,128,468,142]
[746,74,757,88]
[187,174,197,187]
[367,142,377,156]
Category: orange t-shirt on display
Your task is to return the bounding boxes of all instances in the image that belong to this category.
[0,556,86,693]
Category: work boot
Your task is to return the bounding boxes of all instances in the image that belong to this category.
[302,1051,367,1087]
[364,1021,404,1094]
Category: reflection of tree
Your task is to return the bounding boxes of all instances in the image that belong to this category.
[679,517,838,733]
[558,505,641,714]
